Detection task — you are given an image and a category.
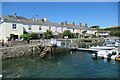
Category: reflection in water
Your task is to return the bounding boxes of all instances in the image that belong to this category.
[2,51,119,78]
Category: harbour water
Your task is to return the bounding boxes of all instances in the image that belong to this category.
[2,50,120,78]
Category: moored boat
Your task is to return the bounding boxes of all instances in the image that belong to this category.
[89,46,115,50]
[92,50,119,61]
[115,55,120,61]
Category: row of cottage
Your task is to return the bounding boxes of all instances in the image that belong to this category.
[0,13,104,42]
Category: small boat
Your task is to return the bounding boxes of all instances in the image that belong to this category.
[92,50,119,60]
[115,42,120,47]
[105,42,120,47]
[115,55,120,61]
[89,46,115,50]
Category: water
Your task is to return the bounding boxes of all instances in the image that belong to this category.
[2,51,120,78]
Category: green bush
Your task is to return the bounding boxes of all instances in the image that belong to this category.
[43,30,54,39]
[61,30,79,39]
[84,36,90,38]
[82,39,92,42]
[82,31,87,34]
[30,33,39,39]
[61,30,71,38]
[20,34,32,40]
[91,34,97,38]
[20,33,40,40]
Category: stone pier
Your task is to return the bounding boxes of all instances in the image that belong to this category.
[1,44,41,60]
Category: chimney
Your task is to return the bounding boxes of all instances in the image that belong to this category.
[14,12,17,17]
[80,23,82,27]
[85,23,88,27]
[72,22,75,26]
[61,22,64,25]
[61,22,66,26]
[65,21,67,26]
[43,18,47,22]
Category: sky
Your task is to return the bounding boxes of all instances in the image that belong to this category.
[2,2,118,28]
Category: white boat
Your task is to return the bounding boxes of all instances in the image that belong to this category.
[89,46,115,50]
[115,42,120,47]
[105,42,120,47]
[92,50,119,60]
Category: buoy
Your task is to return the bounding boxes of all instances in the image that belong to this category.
[70,52,72,54]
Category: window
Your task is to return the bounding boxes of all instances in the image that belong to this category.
[28,25,31,30]
[12,24,16,29]
[39,26,42,30]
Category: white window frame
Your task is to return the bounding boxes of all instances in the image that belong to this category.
[39,26,42,30]
[12,24,17,30]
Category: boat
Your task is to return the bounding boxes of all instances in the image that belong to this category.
[115,42,120,47]
[89,46,115,50]
[115,55,120,61]
[105,41,120,47]
[92,50,119,60]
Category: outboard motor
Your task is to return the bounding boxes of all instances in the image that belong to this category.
[107,54,112,61]
[112,52,117,55]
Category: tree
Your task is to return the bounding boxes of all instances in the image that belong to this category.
[61,30,72,38]
[91,34,97,38]
[30,33,39,39]
[90,25,99,29]
[20,34,32,40]
[43,30,54,39]
[82,31,87,35]
[73,33,79,38]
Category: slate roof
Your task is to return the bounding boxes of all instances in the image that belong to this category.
[0,15,91,29]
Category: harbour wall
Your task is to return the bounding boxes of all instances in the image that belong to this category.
[1,39,104,60]
[1,44,41,60]
[1,44,70,60]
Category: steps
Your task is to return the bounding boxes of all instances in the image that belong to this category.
[40,47,51,58]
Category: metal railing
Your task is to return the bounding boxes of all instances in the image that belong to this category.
[30,39,55,46]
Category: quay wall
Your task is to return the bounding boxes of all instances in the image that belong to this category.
[1,39,104,60]
[1,45,70,60]
[1,44,41,60]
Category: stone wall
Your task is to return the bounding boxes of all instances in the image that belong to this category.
[1,44,70,60]
[1,44,41,60]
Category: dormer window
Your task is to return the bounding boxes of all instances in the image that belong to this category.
[32,17,38,21]
[12,24,17,29]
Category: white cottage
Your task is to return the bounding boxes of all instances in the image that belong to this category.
[0,13,96,42]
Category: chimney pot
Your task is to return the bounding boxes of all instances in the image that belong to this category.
[44,18,46,22]
[72,22,75,26]
[85,23,88,27]
[14,12,17,17]
[65,21,67,26]
[80,23,82,27]
[61,22,64,25]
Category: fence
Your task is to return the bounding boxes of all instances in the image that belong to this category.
[30,39,55,46]
[60,42,84,48]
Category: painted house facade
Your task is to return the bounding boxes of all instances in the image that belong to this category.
[0,13,96,42]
